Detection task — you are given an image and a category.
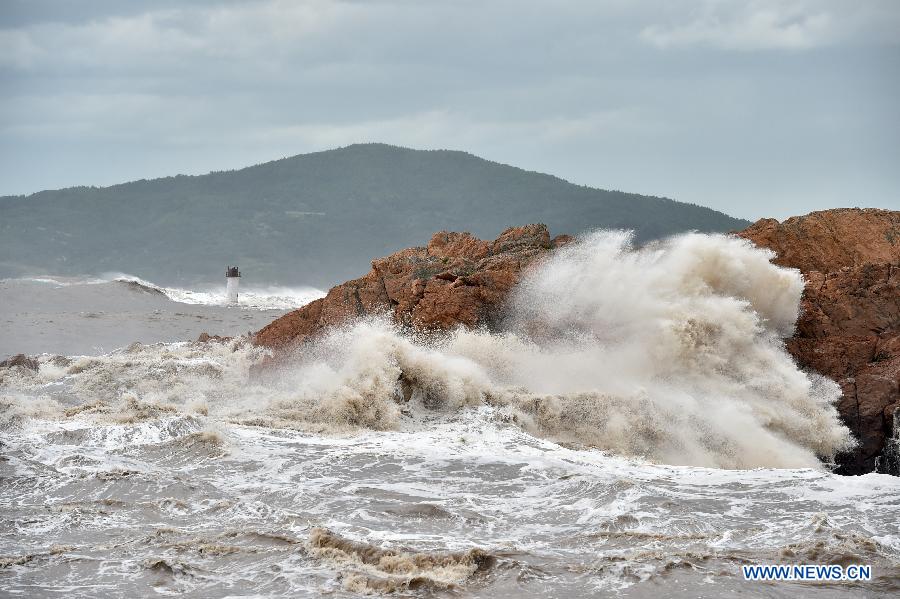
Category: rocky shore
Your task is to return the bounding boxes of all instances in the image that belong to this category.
[254,224,570,350]
[738,208,899,474]
[254,208,899,475]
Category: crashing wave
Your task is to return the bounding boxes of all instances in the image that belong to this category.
[0,232,854,469]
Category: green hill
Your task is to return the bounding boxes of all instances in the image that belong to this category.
[0,143,750,287]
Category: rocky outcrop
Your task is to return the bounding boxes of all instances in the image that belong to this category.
[254,208,897,474]
[0,354,39,371]
[197,333,231,344]
[255,224,566,351]
[739,208,900,474]
[739,208,900,272]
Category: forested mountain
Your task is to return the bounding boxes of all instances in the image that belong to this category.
[0,143,750,286]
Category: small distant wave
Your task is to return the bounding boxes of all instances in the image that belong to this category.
[7,273,324,311]
[18,277,69,286]
[14,275,107,287]
[106,274,324,310]
[114,278,167,297]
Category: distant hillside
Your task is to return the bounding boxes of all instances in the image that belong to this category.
[0,143,750,286]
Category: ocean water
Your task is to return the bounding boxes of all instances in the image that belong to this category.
[1,233,899,597]
[0,275,323,356]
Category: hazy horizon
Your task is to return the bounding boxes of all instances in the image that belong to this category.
[2,0,898,220]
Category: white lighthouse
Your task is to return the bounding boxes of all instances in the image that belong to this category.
[226,266,240,304]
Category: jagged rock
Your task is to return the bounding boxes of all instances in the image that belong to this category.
[738,208,900,272]
[254,224,562,352]
[197,332,230,343]
[739,208,900,474]
[0,354,40,371]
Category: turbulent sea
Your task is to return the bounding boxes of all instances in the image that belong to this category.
[1,233,899,598]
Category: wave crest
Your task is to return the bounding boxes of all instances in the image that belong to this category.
[1,232,854,469]
[308,528,493,592]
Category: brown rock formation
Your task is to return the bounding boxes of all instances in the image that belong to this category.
[255,224,563,351]
[739,208,900,272]
[197,332,230,344]
[0,354,39,371]
[738,208,900,474]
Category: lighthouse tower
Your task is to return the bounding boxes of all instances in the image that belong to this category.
[226,266,240,304]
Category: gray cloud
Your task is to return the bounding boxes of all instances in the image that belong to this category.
[639,0,900,50]
[0,0,897,219]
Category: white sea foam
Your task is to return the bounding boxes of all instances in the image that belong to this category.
[2,231,853,470]
[3,237,893,597]
[2,406,896,598]
[5,273,324,310]
[105,273,325,310]
[14,275,107,286]
[253,231,852,469]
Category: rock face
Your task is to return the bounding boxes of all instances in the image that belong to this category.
[255,224,566,351]
[738,208,900,474]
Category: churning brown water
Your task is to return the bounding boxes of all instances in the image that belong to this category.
[2,232,899,597]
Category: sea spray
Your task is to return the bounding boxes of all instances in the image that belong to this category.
[0,231,854,469]
[485,230,854,467]
[263,231,853,468]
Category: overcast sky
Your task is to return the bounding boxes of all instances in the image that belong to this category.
[1,0,898,219]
